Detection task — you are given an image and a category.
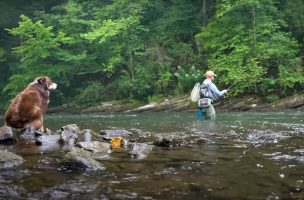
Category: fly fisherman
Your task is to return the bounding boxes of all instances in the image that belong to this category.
[198,70,227,120]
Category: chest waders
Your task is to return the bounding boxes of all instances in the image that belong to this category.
[197,97,216,120]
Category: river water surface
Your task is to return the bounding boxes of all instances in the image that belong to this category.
[1,111,304,199]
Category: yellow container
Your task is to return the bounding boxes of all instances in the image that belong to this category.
[111,137,122,148]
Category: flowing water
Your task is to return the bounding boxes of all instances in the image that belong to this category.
[1,111,304,199]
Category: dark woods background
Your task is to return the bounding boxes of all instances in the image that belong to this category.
[0,0,303,110]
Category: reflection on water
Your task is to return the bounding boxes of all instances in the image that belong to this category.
[1,111,304,199]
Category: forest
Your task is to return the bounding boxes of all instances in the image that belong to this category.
[0,0,303,110]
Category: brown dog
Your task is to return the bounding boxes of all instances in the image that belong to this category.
[4,76,57,132]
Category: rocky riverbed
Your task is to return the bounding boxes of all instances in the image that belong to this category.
[0,124,193,171]
[1,111,304,199]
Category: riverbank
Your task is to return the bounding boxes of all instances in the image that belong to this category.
[47,93,304,114]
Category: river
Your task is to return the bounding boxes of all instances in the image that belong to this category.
[0,111,304,199]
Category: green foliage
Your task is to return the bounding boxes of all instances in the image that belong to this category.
[5,15,73,97]
[155,68,173,93]
[148,94,164,103]
[74,81,105,106]
[265,94,279,103]
[115,66,154,100]
[0,0,304,110]
[195,0,304,96]
[156,0,200,43]
[280,0,304,43]
[0,48,5,62]
[174,65,202,94]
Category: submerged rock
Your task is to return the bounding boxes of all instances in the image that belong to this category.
[246,130,289,146]
[153,134,188,147]
[0,150,24,168]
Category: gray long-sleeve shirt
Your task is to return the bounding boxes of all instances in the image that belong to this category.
[202,79,225,100]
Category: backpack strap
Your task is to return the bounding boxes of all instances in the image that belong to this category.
[200,83,218,101]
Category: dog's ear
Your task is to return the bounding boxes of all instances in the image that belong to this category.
[37,77,46,84]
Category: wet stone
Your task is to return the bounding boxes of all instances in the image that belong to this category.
[76,141,111,153]
[100,129,133,137]
[247,130,287,145]
[0,126,16,143]
[79,129,92,142]
[18,127,38,141]
[35,134,60,146]
[196,137,215,145]
[58,124,80,144]
[59,147,106,171]
[153,134,188,147]
[0,150,24,168]
[129,142,153,159]
[34,157,58,170]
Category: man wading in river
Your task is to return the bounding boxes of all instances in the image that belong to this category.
[198,70,227,120]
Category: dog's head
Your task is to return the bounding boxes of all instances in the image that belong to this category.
[34,76,57,90]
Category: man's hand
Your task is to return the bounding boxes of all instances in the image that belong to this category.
[223,89,228,94]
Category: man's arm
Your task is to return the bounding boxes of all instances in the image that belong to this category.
[209,83,226,97]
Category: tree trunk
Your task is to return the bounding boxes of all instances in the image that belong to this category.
[128,51,135,80]
[202,0,208,26]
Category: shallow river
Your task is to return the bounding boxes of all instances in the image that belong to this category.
[1,111,304,199]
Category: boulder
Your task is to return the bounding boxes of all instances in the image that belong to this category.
[79,129,103,142]
[58,124,80,144]
[59,147,105,171]
[272,93,304,110]
[76,141,111,153]
[0,126,16,143]
[100,129,133,137]
[0,150,24,168]
[129,142,153,159]
[78,129,92,142]
[35,134,61,147]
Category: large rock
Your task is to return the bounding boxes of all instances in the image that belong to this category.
[129,142,153,159]
[78,129,92,142]
[77,129,104,143]
[272,93,304,110]
[58,124,80,144]
[35,134,61,147]
[76,141,111,153]
[0,126,16,143]
[0,150,24,168]
[59,148,105,171]
[100,129,133,137]
[215,95,266,112]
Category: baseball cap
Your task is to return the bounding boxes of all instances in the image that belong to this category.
[205,70,217,77]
